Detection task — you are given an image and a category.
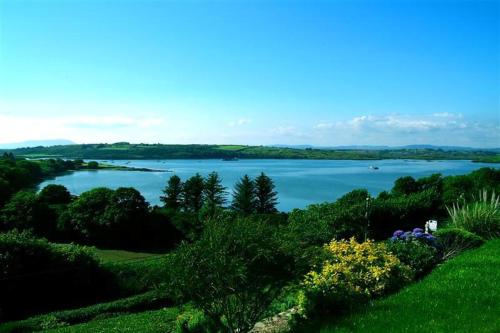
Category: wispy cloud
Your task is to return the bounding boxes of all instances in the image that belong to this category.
[228,118,252,127]
[311,113,498,147]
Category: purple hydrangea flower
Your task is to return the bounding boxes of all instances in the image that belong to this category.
[393,230,404,237]
[414,232,424,238]
[413,228,424,233]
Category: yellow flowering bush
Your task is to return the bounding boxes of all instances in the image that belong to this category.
[299,237,412,314]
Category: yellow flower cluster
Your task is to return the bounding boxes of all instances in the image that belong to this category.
[303,238,411,301]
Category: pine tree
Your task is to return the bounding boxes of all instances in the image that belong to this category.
[183,173,205,212]
[203,172,227,208]
[254,172,278,213]
[160,175,183,210]
[231,175,255,214]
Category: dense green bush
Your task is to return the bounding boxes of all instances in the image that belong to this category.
[386,240,438,278]
[443,168,500,206]
[0,231,103,321]
[299,238,411,316]
[370,189,441,240]
[286,189,368,245]
[434,228,484,260]
[0,190,57,236]
[58,187,152,248]
[168,217,292,333]
[447,190,500,239]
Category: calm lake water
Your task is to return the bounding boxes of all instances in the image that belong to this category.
[39,159,498,211]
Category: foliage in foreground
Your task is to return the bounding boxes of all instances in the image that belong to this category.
[434,227,484,260]
[167,216,292,333]
[0,231,102,321]
[386,237,437,278]
[296,240,500,333]
[299,238,411,316]
[447,190,500,239]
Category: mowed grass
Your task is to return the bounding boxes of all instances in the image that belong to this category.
[46,307,180,333]
[94,248,162,264]
[299,240,500,333]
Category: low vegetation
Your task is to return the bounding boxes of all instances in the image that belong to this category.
[447,190,500,239]
[0,153,498,332]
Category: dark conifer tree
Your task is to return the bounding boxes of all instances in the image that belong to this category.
[254,172,278,213]
[160,175,183,210]
[203,172,227,208]
[183,173,205,212]
[231,174,255,214]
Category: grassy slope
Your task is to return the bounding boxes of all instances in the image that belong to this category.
[302,240,500,333]
[0,290,172,333]
[94,248,161,264]
[46,308,180,333]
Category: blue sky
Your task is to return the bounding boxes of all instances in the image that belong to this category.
[0,0,498,147]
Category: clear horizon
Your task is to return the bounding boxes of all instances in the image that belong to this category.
[1,0,499,147]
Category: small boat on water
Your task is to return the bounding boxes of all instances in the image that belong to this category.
[369,165,379,170]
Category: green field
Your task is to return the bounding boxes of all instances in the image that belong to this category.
[296,240,500,333]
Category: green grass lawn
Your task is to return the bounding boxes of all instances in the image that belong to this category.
[46,307,180,333]
[94,248,162,264]
[296,239,500,333]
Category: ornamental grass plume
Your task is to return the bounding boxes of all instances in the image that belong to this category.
[446,190,500,239]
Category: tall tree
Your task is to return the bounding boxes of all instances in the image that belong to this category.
[254,172,278,213]
[231,175,255,214]
[183,173,205,212]
[161,175,183,210]
[203,172,227,208]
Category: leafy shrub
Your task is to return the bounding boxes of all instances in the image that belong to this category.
[0,190,57,236]
[447,190,500,239]
[168,217,292,333]
[175,307,218,333]
[0,230,103,321]
[299,238,411,316]
[386,239,437,278]
[434,228,484,260]
[287,189,369,245]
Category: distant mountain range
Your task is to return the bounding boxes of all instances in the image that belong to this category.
[270,144,500,152]
[0,139,75,149]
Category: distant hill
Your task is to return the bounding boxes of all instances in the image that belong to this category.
[1,142,499,162]
[0,139,75,149]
